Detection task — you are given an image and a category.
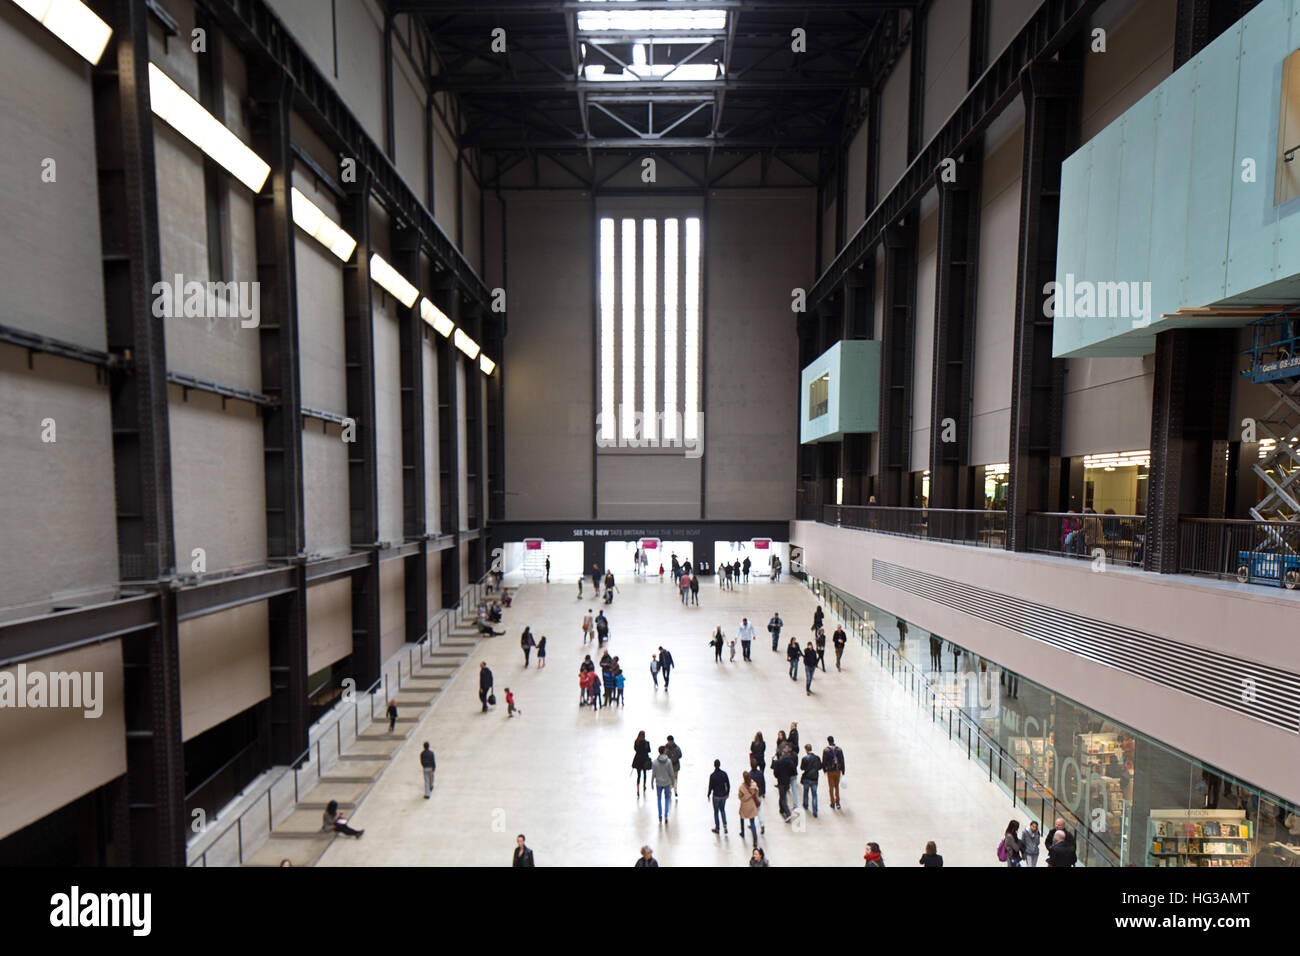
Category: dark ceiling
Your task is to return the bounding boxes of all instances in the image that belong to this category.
[394,0,917,165]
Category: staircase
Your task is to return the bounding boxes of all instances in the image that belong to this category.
[241,625,482,866]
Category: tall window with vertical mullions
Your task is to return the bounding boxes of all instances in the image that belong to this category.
[597,214,702,453]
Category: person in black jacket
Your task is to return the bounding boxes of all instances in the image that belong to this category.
[513,834,535,866]
[635,845,659,867]
[771,751,797,821]
[632,731,654,793]
[786,637,801,680]
[419,741,436,797]
[520,627,535,667]
[799,744,822,817]
[750,732,766,769]
[919,841,943,867]
[1043,817,1076,866]
[386,699,398,733]
[832,626,848,671]
[802,642,819,695]
[657,646,675,690]
[812,605,824,634]
[815,629,827,671]
[707,759,731,834]
[478,662,494,712]
[1046,829,1077,867]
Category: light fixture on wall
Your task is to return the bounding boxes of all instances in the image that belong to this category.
[479,355,496,375]
[290,187,356,261]
[148,63,270,192]
[419,297,455,337]
[368,253,419,308]
[454,328,481,360]
[13,0,112,65]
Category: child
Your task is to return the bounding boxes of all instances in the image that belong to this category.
[658,563,664,580]
[506,688,520,718]
[615,668,625,707]
[386,700,398,732]
[537,635,547,669]
[728,639,737,662]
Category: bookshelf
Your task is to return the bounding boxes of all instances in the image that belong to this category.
[1148,810,1253,867]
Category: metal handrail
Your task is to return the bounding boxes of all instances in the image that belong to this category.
[806,576,1120,866]
[190,572,495,866]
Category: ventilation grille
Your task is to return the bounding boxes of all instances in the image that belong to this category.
[872,559,1300,734]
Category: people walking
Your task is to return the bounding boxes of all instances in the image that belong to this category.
[812,604,824,634]
[822,736,845,809]
[513,834,535,866]
[748,757,767,834]
[536,635,547,668]
[650,653,660,688]
[787,722,799,758]
[657,646,675,691]
[738,617,755,661]
[737,771,760,847]
[768,612,783,652]
[710,627,725,662]
[707,759,731,834]
[545,556,550,582]
[652,746,675,822]
[505,688,520,717]
[582,609,594,645]
[919,841,943,867]
[786,637,801,680]
[742,556,751,582]
[951,639,961,673]
[664,735,682,796]
[815,628,827,671]
[802,642,819,695]
[679,571,691,604]
[635,845,659,867]
[419,741,436,797]
[595,609,609,645]
[832,624,847,671]
[930,633,943,672]
[689,573,699,605]
[520,627,535,667]
[799,744,822,817]
[750,732,766,769]
[478,662,494,712]
[577,577,584,599]
[1022,820,1042,867]
[1001,820,1025,867]
[386,699,398,733]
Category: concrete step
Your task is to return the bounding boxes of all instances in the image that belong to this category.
[298,779,369,804]
[243,835,333,867]
[321,775,379,785]
[344,740,400,757]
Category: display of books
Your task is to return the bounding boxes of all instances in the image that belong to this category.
[1148,813,1253,867]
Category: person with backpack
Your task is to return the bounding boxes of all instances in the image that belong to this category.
[520,627,535,667]
[822,736,846,810]
[799,744,822,817]
[594,610,610,646]
[1000,820,1025,867]
[664,735,682,796]
[863,842,885,867]
[768,612,783,652]
[771,749,797,822]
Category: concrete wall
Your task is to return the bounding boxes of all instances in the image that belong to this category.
[178,601,271,742]
[306,578,353,674]
[379,558,406,661]
[0,642,126,840]
[923,0,971,143]
[792,520,1300,804]
[878,45,912,196]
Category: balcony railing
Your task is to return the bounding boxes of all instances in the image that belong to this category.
[1179,517,1300,588]
[823,504,1007,547]
[1026,512,1146,568]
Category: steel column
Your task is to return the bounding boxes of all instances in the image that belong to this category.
[1006,60,1079,550]
[878,220,918,506]
[928,152,982,509]
[92,0,185,867]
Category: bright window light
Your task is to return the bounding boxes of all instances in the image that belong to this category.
[599,218,616,443]
[454,328,481,360]
[642,218,657,442]
[583,62,719,82]
[480,354,496,375]
[621,218,637,440]
[290,187,356,261]
[576,1,727,33]
[368,253,419,308]
[419,297,455,337]
[14,0,112,65]
[149,63,270,193]
[683,217,701,442]
[662,218,678,442]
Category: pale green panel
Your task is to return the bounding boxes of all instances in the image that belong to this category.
[1227,10,1284,297]
[799,340,880,443]
[1081,120,1122,289]
[1115,98,1159,329]
[1148,79,1195,322]
[1054,145,1093,355]
[1183,36,1241,309]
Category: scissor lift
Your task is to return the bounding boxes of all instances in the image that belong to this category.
[1238,311,1300,588]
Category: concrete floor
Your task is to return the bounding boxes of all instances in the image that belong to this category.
[319,573,1020,867]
